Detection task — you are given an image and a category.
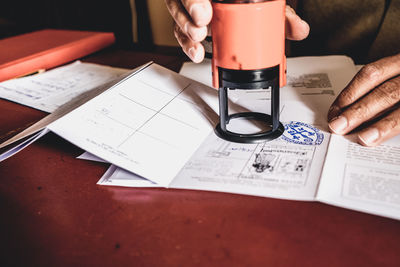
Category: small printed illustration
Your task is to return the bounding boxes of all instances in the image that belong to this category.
[240,145,315,187]
[287,73,334,96]
[294,159,307,172]
[288,73,332,88]
[252,153,276,173]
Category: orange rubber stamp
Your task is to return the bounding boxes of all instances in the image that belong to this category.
[211,0,286,143]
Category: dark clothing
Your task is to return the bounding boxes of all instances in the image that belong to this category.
[292,0,400,64]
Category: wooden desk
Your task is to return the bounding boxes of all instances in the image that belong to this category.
[1,49,399,267]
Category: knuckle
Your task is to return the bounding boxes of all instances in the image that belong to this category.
[380,116,399,133]
[387,79,400,100]
[174,23,180,34]
[375,108,400,137]
[337,89,357,106]
[173,25,185,46]
[166,0,178,16]
[346,102,370,122]
[358,64,382,83]
[169,1,187,23]
[376,79,400,105]
[173,9,183,23]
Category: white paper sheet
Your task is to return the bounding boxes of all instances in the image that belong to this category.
[49,63,220,187]
[317,134,400,220]
[77,151,106,162]
[0,61,128,112]
[98,165,159,187]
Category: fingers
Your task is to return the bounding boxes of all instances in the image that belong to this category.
[165,0,210,62]
[328,54,400,120]
[167,1,308,62]
[174,23,205,63]
[329,76,400,135]
[328,54,400,145]
[285,5,310,41]
[165,0,209,43]
[180,0,212,27]
[358,107,400,146]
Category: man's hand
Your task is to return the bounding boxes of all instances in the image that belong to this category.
[328,53,400,146]
[165,0,310,63]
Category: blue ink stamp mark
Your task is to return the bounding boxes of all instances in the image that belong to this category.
[281,121,324,145]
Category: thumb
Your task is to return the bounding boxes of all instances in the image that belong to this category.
[285,5,310,41]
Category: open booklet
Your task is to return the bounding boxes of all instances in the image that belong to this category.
[1,56,399,220]
[83,58,400,221]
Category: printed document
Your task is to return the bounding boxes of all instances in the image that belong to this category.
[95,56,353,201]
[0,61,127,112]
[317,134,400,219]
[91,57,399,220]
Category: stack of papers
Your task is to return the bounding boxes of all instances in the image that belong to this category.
[1,57,399,220]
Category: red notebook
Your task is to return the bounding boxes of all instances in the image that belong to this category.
[0,29,115,82]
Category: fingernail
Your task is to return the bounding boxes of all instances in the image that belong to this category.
[329,116,348,134]
[188,47,201,63]
[187,26,207,42]
[358,128,380,145]
[190,3,209,26]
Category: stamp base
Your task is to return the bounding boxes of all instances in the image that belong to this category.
[214,112,284,144]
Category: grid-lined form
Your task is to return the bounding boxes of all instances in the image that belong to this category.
[49,63,218,186]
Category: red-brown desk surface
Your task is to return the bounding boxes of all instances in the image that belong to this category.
[1,49,399,267]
